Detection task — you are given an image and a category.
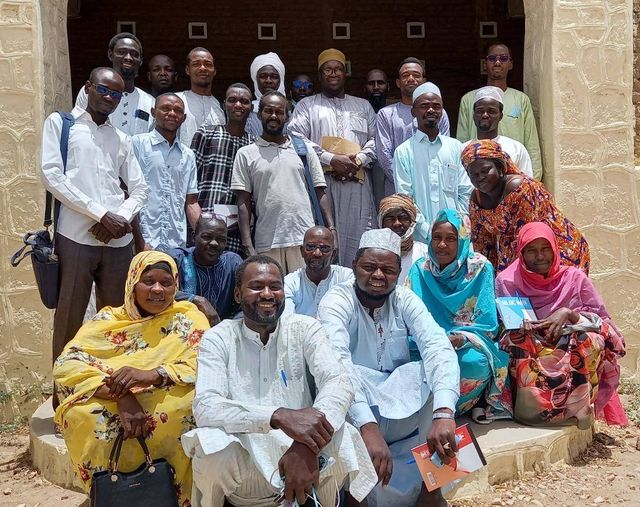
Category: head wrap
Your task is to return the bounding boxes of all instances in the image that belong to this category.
[318,48,346,69]
[250,52,286,102]
[412,81,441,103]
[359,228,401,257]
[515,222,567,288]
[460,139,521,175]
[474,85,504,105]
[377,194,417,254]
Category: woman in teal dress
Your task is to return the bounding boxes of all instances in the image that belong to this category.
[406,208,512,422]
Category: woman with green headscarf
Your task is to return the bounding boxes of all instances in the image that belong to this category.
[406,209,511,423]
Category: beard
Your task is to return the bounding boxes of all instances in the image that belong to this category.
[241,299,285,325]
[263,122,284,136]
[368,94,387,113]
[354,281,394,302]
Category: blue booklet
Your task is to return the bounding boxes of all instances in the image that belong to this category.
[496,296,538,330]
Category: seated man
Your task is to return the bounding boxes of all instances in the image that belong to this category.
[182,255,377,507]
[171,214,242,325]
[284,225,353,317]
[318,229,460,507]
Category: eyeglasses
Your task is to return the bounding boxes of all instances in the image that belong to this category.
[293,80,313,90]
[91,82,123,100]
[303,243,332,253]
[485,54,511,63]
[200,212,229,226]
[321,66,345,76]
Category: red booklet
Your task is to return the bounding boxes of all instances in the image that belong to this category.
[411,423,486,492]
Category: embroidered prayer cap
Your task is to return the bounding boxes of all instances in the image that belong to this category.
[359,228,401,257]
[412,81,442,103]
[250,52,286,99]
[318,48,346,69]
[474,85,504,105]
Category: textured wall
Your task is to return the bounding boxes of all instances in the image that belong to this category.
[0,0,70,422]
[524,0,640,374]
[634,0,639,161]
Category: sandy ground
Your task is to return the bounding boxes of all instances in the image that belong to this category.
[0,421,638,506]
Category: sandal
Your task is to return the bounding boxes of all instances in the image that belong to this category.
[471,407,494,425]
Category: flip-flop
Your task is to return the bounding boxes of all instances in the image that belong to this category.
[472,407,493,425]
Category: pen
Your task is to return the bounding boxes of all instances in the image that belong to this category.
[280,369,288,387]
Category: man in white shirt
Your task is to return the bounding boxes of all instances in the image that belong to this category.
[75,32,154,136]
[317,229,459,507]
[40,67,149,362]
[232,91,336,274]
[461,86,533,178]
[284,226,353,317]
[176,47,226,147]
[182,255,377,506]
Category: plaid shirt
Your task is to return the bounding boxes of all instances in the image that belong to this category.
[191,124,253,254]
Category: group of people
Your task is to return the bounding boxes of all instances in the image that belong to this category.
[40,30,627,507]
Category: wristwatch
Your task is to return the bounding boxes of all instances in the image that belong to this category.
[156,366,169,388]
[432,411,455,420]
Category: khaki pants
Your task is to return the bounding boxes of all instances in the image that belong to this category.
[261,246,304,275]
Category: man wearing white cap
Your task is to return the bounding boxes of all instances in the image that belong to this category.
[461,86,533,178]
[246,52,287,136]
[318,229,459,507]
[393,82,473,242]
[288,48,377,268]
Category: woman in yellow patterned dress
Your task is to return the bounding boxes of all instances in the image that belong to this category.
[53,251,209,507]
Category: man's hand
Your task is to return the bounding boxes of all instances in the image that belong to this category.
[329,154,359,179]
[192,296,221,327]
[88,223,114,244]
[106,366,162,398]
[100,211,132,239]
[116,394,150,439]
[361,422,392,486]
[427,411,458,465]
[270,407,333,455]
[278,441,319,504]
[448,333,466,349]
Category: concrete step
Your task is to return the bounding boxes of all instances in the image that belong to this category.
[30,399,592,500]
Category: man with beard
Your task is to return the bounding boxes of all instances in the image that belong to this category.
[365,69,389,113]
[283,226,353,317]
[376,58,451,197]
[246,52,287,136]
[232,91,336,274]
[132,93,200,251]
[393,82,472,242]
[317,229,459,507]
[76,32,155,136]
[147,54,177,97]
[176,47,226,146]
[457,44,542,180]
[288,48,377,267]
[171,214,242,325]
[192,83,254,255]
[182,255,378,507]
[460,86,533,178]
[290,74,314,111]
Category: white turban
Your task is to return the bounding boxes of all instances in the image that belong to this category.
[412,81,442,103]
[250,52,286,104]
[474,85,504,104]
[359,229,401,257]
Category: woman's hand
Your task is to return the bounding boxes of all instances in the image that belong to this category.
[191,296,221,327]
[448,333,467,349]
[106,366,162,398]
[116,394,149,439]
[527,307,579,342]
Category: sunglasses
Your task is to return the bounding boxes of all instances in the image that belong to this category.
[303,243,332,253]
[293,80,313,90]
[91,82,123,100]
[485,54,511,63]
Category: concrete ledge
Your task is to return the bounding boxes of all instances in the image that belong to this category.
[31,400,592,499]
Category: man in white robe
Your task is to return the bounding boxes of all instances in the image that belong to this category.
[317,229,460,507]
[182,255,377,507]
[288,48,377,267]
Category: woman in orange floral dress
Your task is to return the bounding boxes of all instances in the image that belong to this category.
[461,139,590,274]
[53,251,209,507]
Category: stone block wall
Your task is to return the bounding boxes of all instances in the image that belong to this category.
[0,0,70,422]
[634,0,640,162]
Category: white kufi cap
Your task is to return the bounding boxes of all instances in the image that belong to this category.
[412,81,442,103]
[474,85,504,104]
[359,229,402,257]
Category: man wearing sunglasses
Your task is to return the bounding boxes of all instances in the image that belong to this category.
[456,43,542,181]
[75,32,155,137]
[290,74,314,111]
[283,226,354,317]
[40,66,149,363]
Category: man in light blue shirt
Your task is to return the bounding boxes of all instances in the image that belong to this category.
[284,226,353,317]
[132,93,201,251]
[393,82,472,243]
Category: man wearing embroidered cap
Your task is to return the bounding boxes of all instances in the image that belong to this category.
[246,52,287,136]
[393,82,473,243]
[289,48,377,267]
[460,86,533,178]
[318,229,459,506]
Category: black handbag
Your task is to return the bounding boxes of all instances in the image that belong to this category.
[10,111,74,309]
[90,430,179,507]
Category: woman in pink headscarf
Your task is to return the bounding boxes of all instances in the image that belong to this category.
[496,222,626,428]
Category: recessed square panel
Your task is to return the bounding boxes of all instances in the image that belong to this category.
[479,21,498,38]
[188,22,207,40]
[406,22,425,39]
[258,23,277,40]
[333,23,351,40]
[116,21,136,36]
[480,58,487,75]
[345,60,352,76]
